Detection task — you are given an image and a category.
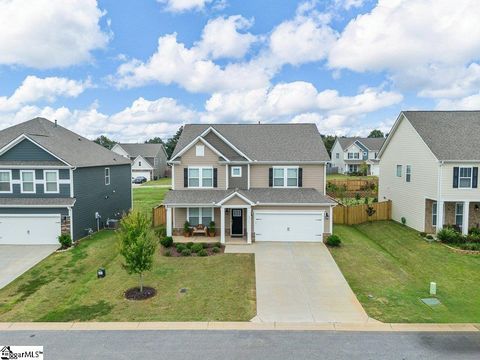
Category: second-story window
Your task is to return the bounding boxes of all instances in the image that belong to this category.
[195,145,204,157]
[459,167,473,188]
[188,167,213,188]
[348,152,360,159]
[396,165,402,177]
[405,165,412,183]
[104,168,110,186]
[45,170,59,193]
[273,167,298,187]
[231,166,242,177]
[21,170,35,193]
[336,153,339,159]
[139,161,142,166]
[0,170,12,193]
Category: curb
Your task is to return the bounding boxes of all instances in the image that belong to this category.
[0,322,478,332]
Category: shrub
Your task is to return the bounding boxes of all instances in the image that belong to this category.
[326,234,341,247]
[215,242,222,248]
[419,232,427,238]
[212,246,220,253]
[160,236,173,248]
[355,192,361,201]
[437,228,463,244]
[401,217,406,225]
[186,242,194,249]
[466,234,480,243]
[58,234,72,249]
[164,250,172,257]
[176,243,186,252]
[469,227,480,236]
[208,221,216,235]
[460,243,480,251]
[197,249,208,257]
[154,225,166,238]
[183,221,191,234]
[181,248,192,256]
[191,243,203,253]
[201,242,209,248]
[373,197,378,203]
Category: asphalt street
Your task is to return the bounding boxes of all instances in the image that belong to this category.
[1,330,479,359]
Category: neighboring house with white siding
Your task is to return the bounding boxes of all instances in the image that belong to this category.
[330,137,384,175]
[379,111,480,235]
[112,143,168,180]
[163,124,335,244]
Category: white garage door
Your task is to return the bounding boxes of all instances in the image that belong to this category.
[133,170,151,181]
[0,215,61,245]
[254,211,324,242]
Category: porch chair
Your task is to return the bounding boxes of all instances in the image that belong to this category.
[192,224,208,236]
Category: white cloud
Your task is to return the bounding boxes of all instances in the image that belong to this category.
[0,0,110,68]
[0,76,91,112]
[158,0,212,12]
[197,15,257,59]
[114,32,269,93]
[436,93,480,110]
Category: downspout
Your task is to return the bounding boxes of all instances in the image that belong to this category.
[69,167,76,241]
[437,161,444,233]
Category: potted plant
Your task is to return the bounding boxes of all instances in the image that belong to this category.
[183,221,191,237]
[208,221,216,237]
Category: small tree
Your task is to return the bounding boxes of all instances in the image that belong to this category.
[118,211,157,293]
[359,162,369,176]
[366,205,376,222]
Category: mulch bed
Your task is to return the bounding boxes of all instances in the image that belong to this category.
[124,287,157,300]
[163,243,225,257]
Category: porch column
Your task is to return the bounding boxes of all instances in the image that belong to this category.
[166,207,172,236]
[462,201,469,235]
[436,200,444,232]
[220,206,225,244]
[246,206,252,244]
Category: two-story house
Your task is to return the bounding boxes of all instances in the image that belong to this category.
[0,117,132,245]
[111,143,168,180]
[163,124,335,244]
[379,111,480,235]
[330,137,384,175]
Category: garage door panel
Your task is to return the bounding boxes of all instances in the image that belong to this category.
[254,211,324,242]
[0,215,61,245]
[133,171,151,180]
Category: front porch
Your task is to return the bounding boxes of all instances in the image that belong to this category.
[425,199,480,234]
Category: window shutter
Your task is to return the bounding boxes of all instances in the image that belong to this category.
[453,167,459,188]
[268,168,273,187]
[184,168,188,188]
[473,167,478,188]
[298,168,303,187]
[213,168,218,188]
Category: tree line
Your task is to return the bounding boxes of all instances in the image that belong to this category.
[94,127,384,159]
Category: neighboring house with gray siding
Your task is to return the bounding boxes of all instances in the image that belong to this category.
[330,137,384,175]
[163,124,335,244]
[379,111,480,235]
[0,117,132,244]
[111,143,168,180]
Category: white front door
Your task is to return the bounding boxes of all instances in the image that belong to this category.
[0,215,61,245]
[254,211,324,242]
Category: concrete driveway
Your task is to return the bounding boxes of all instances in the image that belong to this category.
[227,242,370,323]
[0,245,57,289]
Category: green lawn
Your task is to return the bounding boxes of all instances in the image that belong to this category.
[327,174,378,180]
[143,178,171,186]
[0,187,256,322]
[331,221,480,323]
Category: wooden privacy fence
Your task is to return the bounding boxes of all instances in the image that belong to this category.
[152,205,166,227]
[327,178,378,192]
[334,200,391,225]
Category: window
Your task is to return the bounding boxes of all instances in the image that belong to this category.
[455,202,464,230]
[336,153,339,159]
[188,207,213,226]
[231,166,242,177]
[406,165,411,182]
[374,152,378,159]
[273,167,298,188]
[349,164,358,173]
[188,167,213,188]
[396,165,402,177]
[363,151,368,158]
[44,170,59,193]
[139,161,142,166]
[459,167,473,188]
[104,168,110,186]
[21,170,35,193]
[195,144,204,157]
[347,152,360,159]
[0,170,11,193]
[432,202,437,227]
[154,158,158,166]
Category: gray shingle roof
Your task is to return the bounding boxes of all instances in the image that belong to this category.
[337,137,384,151]
[0,160,65,166]
[0,197,76,207]
[402,111,480,161]
[0,118,131,167]
[163,188,335,205]
[172,124,330,162]
[117,143,165,158]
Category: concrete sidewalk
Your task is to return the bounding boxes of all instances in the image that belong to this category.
[0,322,478,332]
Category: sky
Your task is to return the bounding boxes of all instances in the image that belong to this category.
[1,0,480,142]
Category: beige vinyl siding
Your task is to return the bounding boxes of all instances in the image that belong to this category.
[222,196,249,206]
[379,115,438,232]
[253,205,332,234]
[173,207,220,229]
[440,163,480,201]
[250,164,325,193]
[173,140,226,190]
